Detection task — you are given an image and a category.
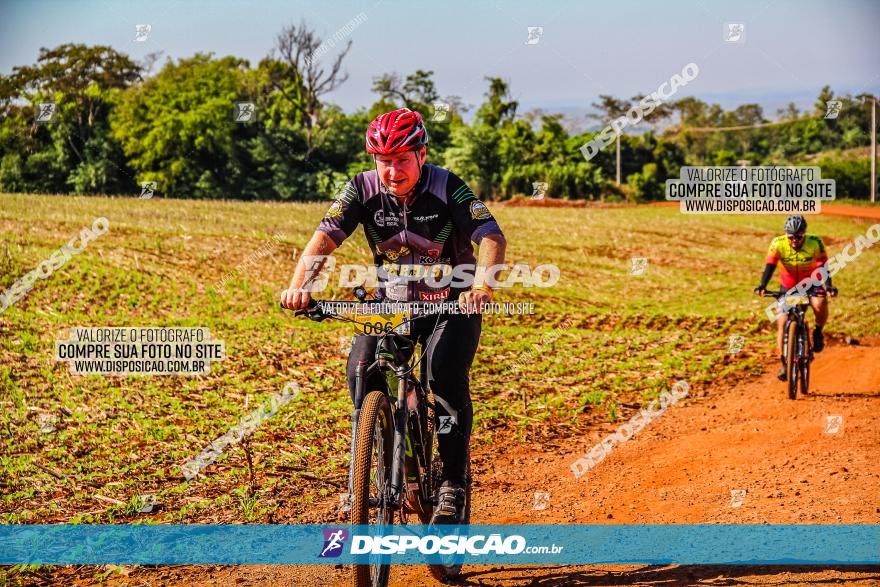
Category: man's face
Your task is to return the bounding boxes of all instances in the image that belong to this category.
[787,232,805,249]
[375,147,426,196]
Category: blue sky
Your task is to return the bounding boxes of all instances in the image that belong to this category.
[1,0,877,117]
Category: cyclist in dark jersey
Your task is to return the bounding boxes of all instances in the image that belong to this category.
[281,108,507,524]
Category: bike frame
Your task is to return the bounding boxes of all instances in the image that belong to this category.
[782,303,810,363]
[349,329,434,517]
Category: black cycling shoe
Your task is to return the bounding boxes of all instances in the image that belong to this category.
[812,329,825,353]
[777,366,787,382]
[430,480,465,525]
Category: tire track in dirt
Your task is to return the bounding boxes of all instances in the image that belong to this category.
[152,341,879,586]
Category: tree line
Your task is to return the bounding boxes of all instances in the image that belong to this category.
[0,22,875,201]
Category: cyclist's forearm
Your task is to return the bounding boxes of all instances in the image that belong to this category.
[819,263,833,289]
[289,231,338,291]
[759,263,775,289]
[474,233,506,289]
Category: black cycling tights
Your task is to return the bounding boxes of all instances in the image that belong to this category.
[346,312,482,486]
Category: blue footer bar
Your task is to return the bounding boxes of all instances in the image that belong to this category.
[1,524,877,565]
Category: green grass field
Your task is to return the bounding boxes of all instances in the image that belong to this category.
[1,193,878,534]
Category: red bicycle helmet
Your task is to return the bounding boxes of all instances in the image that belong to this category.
[365,108,428,155]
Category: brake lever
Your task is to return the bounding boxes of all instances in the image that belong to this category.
[281,300,324,321]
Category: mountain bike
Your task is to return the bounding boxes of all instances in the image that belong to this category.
[285,289,472,586]
[763,287,826,399]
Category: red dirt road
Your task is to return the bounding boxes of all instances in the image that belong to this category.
[502,198,880,221]
[109,340,879,586]
[816,204,880,220]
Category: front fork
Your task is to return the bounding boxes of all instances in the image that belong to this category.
[389,370,409,509]
[783,310,809,366]
[346,360,409,510]
[347,360,367,502]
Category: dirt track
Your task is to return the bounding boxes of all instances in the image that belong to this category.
[115,340,879,586]
[505,199,880,221]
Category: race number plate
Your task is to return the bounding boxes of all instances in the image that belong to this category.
[349,311,411,336]
[783,295,810,306]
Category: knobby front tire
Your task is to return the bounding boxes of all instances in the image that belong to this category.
[801,326,812,395]
[786,320,799,400]
[351,390,394,587]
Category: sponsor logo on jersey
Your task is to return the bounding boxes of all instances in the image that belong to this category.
[382,246,409,261]
[427,248,441,257]
[419,287,450,302]
[325,200,343,218]
[419,255,449,264]
[470,201,492,220]
[374,210,401,227]
[413,213,439,222]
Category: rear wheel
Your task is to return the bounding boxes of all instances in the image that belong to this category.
[427,445,472,581]
[351,391,394,587]
[786,320,799,400]
[412,387,436,524]
[800,325,811,395]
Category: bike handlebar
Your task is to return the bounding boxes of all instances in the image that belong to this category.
[761,287,829,299]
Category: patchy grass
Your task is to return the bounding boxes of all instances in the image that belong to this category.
[0,192,877,544]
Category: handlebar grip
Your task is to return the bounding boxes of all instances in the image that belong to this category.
[280,299,318,316]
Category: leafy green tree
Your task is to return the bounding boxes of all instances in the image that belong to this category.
[626,162,660,200]
[369,69,460,156]
[0,43,141,194]
[111,53,252,198]
[476,77,517,128]
[262,21,353,157]
[814,85,834,115]
[445,77,519,198]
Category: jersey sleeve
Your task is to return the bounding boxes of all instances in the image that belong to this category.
[445,172,504,244]
[765,237,781,265]
[316,180,362,246]
[812,235,828,267]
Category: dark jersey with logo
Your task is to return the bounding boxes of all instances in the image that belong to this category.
[317,164,503,302]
